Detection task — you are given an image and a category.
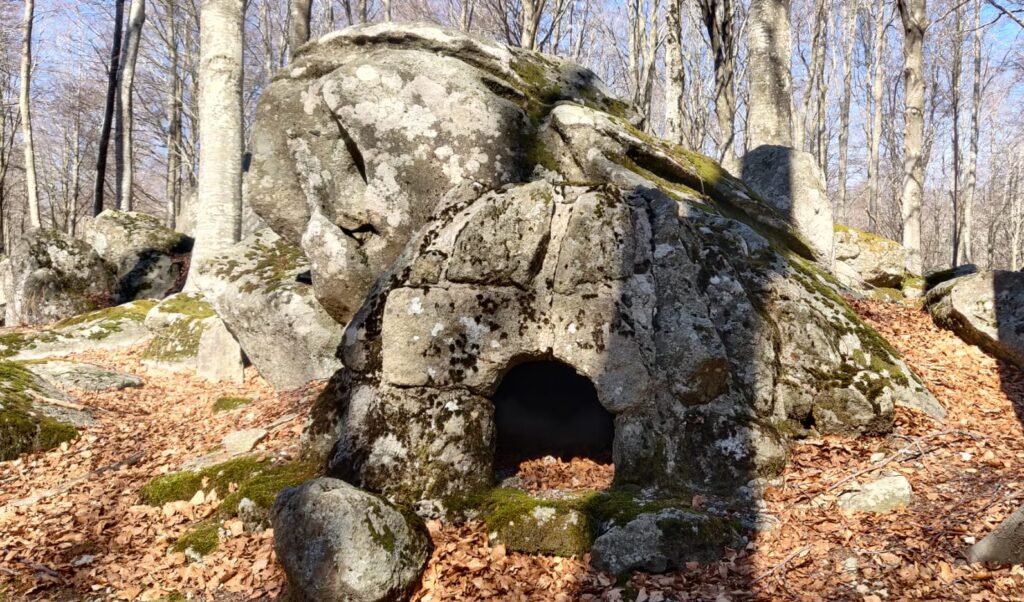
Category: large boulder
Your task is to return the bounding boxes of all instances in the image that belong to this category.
[271,477,431,602]
[247,22,636,324]
[191,229,343,390]
[926,270,1024,368]
[0,300,156,361]
[741,145,834,264]
[3,229,116,326]
[84,210,192,302]
[141,293,244,383]
[833,224,908,290]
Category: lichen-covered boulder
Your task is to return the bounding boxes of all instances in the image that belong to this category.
[142,293,244,383]
[248,22,635,324]
[191,229,342,390]
[741,145,834,264]
[926,270,1024,368]
[0,300,156,361]
[84,210,192,302]
[0,360,91,461]
[271,477,431,602]
[833,224,909,291]
[26,360,143,392]
[3,228,116,326]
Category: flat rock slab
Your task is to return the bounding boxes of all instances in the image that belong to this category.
[838,475,913,513]
[222,429,268,456]
[27,361,143,392]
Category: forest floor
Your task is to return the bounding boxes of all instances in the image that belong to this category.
[2,298,1024,601]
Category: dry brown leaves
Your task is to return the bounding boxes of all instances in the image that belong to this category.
[5,298,1024,600]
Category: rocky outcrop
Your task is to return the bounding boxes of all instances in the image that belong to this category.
[926,270,1024,368]
[271,478,431,602]
[191,230,342,390]
[142,293,244,383]
[833,224,909,290]
[741,145,834,264]
[3,229,116,326]
[0,300,156,361]
[84,210,192,302]
[248,22,636,325]
[26,361,143,392]
[0,360,90,461]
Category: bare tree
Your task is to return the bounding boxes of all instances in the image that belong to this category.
[897,0,927,274]
[698,0,738,171]
[835,0,858,223]
[959,0,983,264]
[747,0,794,148]
[867,0,888,233]
[94,0,126,217]
[664,0,685,145]
[188,0,246,285]
[288,0,312,60]
[19,0,39,228]
[116,0,147,211]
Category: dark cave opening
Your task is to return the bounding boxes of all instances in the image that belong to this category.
[490,361,615,472]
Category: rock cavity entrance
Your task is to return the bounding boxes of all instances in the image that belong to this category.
[491,361,614,473]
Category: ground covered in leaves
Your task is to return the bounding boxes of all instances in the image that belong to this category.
[3,298,1024,601]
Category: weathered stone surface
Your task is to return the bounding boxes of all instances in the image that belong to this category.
[26,360,143,392]
[0,301,156,361]
[84,210,192,302]
[926,271,1024,368]
[0,360,90,461]
[968,503,1024,565]
[248,22,636,324]
[838,475,913,513]
[590,509,741,575]
[3,229,116,326]
[222,428,268,456]
[833,224,909,290]
[141,293,244,383]
[191,229,342,390]
[741,145,834,264]
[271,477,431,602]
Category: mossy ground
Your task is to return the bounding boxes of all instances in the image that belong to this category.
[151,293,214,320]
[0,361,78,461]
[212,396,252,413]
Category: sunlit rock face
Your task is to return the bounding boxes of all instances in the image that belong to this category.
[249,24,939,511]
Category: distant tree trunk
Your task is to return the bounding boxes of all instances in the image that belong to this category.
[383,0,392,21]
[836,0,859,224]
[288,0,312,60]
[747,0,793,149]
[188,0,245,286]
[19,0,39,228]
[166,3,183,228]
[521,0,540,50]
[117,0,146,212]
[897,0,927,275]
[805,0,826,167]
[867,0,887,233]
[664,0,685,145]
[94,0,126,217]
[699,0,738,172]
[1011,156,1022,271]
[950,4,964,266]
[960,0,982,265]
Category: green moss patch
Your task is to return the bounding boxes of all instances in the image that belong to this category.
[210,236,307,296]
[0,361,78,461]
[172,519,220,556]
[55,299,157,329]
[212,396,252,413]
[151,293,214,320]
[142,318,205,363]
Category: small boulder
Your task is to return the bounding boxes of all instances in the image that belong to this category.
[833,224,909,290]
[590,509,741,575]
[0,360,90,461]
[222,428,268,456]
[26,360,142,392]
[926,270,1024,368]
[3,229,116,326]
[838,474,913,513]
[84,210,192,302]
[741,145,834,264]
[191,229,342,390]
[271,477,431,602]
[142,293,244,383]
[0,300,157,361]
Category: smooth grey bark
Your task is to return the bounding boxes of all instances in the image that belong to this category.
[117,0,146,212]
[288,0,312,60]
[747,0,794,149]
[960,0,983,265]
[188,0,245,287]
[897,0,927,275]
[699,0,738,172]
[165,1,182,228]
[94,0,126,217]
[19,0,39,228]
[664,0,685,145]
[836,0,859,224]
[867,0,887,233]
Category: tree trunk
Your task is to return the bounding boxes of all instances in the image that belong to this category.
[699,0,738,171]
[117,0,146,212]
[94,0,126,217]
[288,0,312,61]
[867,0,887,233]
[836,0,858,224]
[806,0,826,166]
[960,0,982,265]
[897,0,927,275]
[19,0,39,228]
[521,0,540,50]
[188,0,245,287]
[746,0,794,149]
[166,2,182,228]
[664,0,685,146]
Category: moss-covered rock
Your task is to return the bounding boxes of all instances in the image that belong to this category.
[141,293,243,383]
[212,396,251,413]
[0,361,82,461]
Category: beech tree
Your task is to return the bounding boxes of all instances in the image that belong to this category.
[747,0,794,149]
[116,0,146,211]
[94,0,126,217]
[19,0,39,228]
[897,0,927,275]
